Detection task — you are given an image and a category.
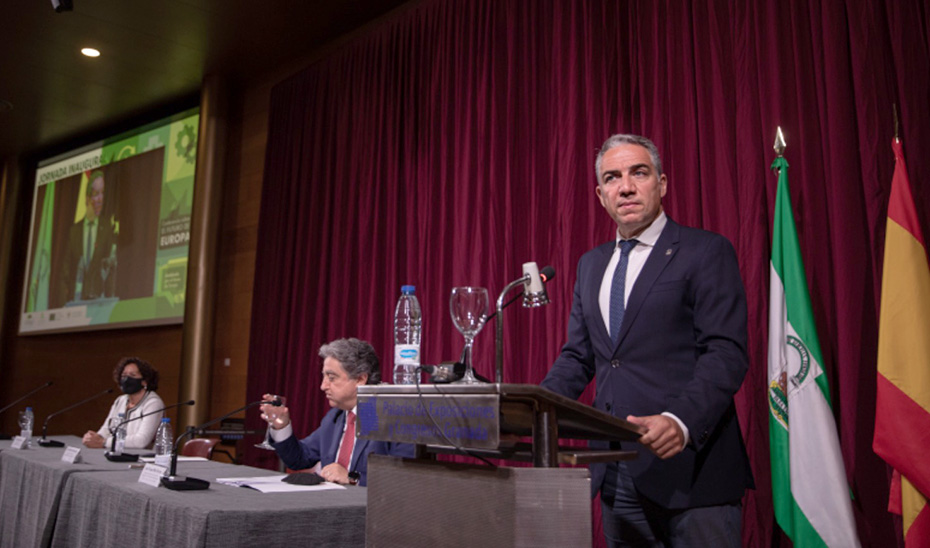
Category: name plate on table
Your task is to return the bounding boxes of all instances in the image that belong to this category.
[61,446,83,463]
[11,436,27,449]
[357,392,499,449]
[138,463,168,487]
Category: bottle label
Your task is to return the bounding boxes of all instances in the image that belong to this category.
[154,454,172,470]
[395,344,420,365]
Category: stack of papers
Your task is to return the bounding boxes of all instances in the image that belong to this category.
[215,475,346,493]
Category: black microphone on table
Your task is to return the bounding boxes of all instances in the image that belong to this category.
[485,265,555,322]
[36,388,113,447]
[104,400,196,461]
[0,381,53,440]
[418,362,491,384]
[161,397,282,491]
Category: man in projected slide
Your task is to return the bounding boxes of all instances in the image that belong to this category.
[61,170,117,303]
[541,134,753,547]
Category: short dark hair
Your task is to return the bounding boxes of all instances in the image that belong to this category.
[113,357,159,391]
[595,134,664,182]
[319,338,381,385]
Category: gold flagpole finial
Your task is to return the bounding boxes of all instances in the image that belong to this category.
[893,104,900,143]
[774,126,786,157]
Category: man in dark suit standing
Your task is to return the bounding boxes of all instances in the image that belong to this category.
[542,134,752,547]
[61,170,117,304]
[259,338,414,486]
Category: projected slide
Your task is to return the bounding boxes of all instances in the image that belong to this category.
[19,108,199,335]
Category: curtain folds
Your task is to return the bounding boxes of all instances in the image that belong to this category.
[245,1,930,545]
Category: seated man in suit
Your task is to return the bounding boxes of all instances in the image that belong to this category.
[259,337,414,486]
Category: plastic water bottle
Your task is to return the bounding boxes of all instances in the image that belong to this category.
[153,418,173,471]
[21,407,34,447]
[113,413,127,455]
[394,285,422,384]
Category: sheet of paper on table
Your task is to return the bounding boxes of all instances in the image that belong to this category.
[139,456,209,463]
[215,475,346,493]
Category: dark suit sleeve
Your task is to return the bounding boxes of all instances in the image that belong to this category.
[387,442,416,458]
[666,235,748,451]
[272,427,324,471]
[541,260,597,399]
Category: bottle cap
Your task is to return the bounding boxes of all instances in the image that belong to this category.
[161,417,170,423]
[401,285,416,294]
[26,406,32,411]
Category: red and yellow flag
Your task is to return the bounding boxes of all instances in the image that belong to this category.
[874,138,930,546]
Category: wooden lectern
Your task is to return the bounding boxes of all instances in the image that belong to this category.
[358,383,643,548]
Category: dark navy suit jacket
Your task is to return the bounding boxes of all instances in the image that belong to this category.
[542,217,753,509]
[272,406,415,487]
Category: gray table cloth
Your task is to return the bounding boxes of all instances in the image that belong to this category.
[1,437,368,548]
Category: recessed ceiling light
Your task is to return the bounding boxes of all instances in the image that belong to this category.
[81,48,101,58]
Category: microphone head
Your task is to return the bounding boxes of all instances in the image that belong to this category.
[185,400,196,406]
[540,266,555,282]
[522,262,550,308]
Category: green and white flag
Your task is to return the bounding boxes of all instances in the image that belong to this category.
[26,182,55,312]
[768,156,860,547]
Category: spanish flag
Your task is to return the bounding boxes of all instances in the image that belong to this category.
[874,138,930,546]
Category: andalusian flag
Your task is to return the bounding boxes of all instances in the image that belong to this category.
[25,183,55,312]
[874,138,930,546]
[768,154,860,547]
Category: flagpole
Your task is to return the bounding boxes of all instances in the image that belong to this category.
[767,125,861,547]
[774,126,786,158]
[892,103,900,143]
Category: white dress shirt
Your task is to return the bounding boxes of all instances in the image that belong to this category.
[596,211,690,446]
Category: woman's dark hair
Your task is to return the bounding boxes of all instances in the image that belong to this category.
[112,357,159,391]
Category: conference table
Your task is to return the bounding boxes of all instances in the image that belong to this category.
[0,436,368,548]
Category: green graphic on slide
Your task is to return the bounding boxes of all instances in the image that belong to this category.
[156,257,188,307]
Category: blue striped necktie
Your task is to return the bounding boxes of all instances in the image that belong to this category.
[609,239,638,343]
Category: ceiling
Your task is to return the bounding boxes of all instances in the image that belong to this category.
[0,0,410,160]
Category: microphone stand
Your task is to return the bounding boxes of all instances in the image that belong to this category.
[493,264,554,383]
[495,273,532,383]
[104,399,196,461]
[0,381,53,440]
[161,399,271,491]
[37,388,114,447]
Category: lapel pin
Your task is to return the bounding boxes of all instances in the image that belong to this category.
[665,248,673,256]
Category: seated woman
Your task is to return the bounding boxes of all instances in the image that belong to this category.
[82,357,165,449]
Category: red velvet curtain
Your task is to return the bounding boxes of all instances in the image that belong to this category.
[245,1,930,545]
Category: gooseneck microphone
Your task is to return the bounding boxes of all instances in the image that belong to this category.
[161,398,279,491]
[0,381,53,416]
[494,263,556,383]
[485,265,555,322]
[0,381,53,440]
[104,399,196,461]
[37,388,113,447]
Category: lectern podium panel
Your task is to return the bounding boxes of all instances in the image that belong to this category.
[358,384,642,547]
[366,455,591,548]
[357,383,642,466]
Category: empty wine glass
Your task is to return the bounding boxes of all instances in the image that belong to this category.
[255,395,287,450]
[450,287,489,384]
